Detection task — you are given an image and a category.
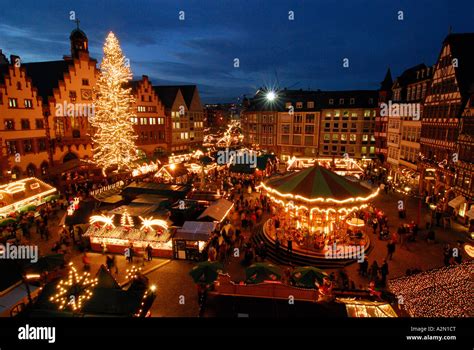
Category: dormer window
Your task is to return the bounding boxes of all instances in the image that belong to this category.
[307,101,314,108]
[296,102,303,109]
[339,98,344,104]
[350,98,355,105]
[329,99,334,105]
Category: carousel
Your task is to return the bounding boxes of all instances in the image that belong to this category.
[259,165,378,257]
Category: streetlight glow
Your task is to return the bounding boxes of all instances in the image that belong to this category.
[266,91,277,101]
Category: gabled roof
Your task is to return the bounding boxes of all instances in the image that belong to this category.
[444,33,474,97]
[380,68,393,91]
[153,86,180,108]
[153,85,197,109]
[22,60,71,102]
[0,63,10,85]
[393,64,430,88]
[177,85,197,108]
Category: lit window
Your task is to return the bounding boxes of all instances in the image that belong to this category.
[24,99,33,108]
[8,98,18,108]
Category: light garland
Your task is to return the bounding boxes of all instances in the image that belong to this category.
[267,192,369,218]
[49,262,98,311]
[91,32,138,176]
[126,265,142,280]
[388,261,473,317]
[258,182,379,204]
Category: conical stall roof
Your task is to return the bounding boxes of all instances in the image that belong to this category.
[261,165,378,204]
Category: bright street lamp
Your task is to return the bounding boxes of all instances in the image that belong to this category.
[266,91,277,101]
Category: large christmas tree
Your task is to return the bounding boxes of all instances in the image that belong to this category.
[91,32,138,176]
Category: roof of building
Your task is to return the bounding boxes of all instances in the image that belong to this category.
[380,68,393,91]
[153,86,180,108]
[245,89,378,112]
[153,85,197,109]
[444,33,474,97]
[0,63,10,85]
[22,60,71,101]
[393,63,431,88]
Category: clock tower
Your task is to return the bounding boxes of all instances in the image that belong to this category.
[70,20,89,58]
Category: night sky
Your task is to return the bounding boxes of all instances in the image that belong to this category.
[0,0,473,102]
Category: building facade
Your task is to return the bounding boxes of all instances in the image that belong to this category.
[153,85,204,153]
[375,69,393,162]
[386,64,432,188]
[420,33,474,204]
[318,91,378,159]
[0,53,50,180]
[131,76,167,155]
[0,27,205,180]
[242,89,378,161]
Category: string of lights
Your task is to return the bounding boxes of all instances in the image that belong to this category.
[49,262,98,311]
[388,261,473,317]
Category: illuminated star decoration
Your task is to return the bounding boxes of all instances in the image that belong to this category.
[49,262,98,311]
[139,216,168,231]
[90,214,115,228]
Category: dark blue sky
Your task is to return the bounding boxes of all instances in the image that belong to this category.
[0,0,473,102]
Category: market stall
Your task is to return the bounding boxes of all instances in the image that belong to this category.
[83,204,173,258]
[0,177,57,219]
[173,221,217,260]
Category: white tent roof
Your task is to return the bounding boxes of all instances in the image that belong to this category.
[197,198,234,222]
[448,195,466,208]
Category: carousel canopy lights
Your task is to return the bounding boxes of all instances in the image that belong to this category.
[260,165,378,205]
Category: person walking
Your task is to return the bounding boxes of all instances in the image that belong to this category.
[443,244,451,266]
[146,244,153,261]
[275,236,281,259]
[287,237,293,262]
[369,261,379,284]
[380,260,389,286]
[359,256,368,276]
[386,240,396,260]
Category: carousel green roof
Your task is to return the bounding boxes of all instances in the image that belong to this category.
[262,165,376,202]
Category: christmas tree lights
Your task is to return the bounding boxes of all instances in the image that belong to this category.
[91,32,138,176]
